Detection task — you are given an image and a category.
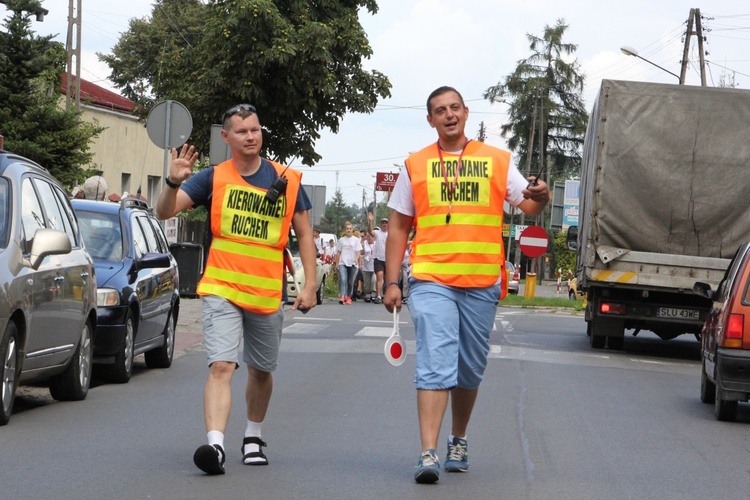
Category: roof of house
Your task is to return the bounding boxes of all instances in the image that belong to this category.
[60,73,134,114]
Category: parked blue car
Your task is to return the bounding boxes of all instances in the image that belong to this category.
[71,198,179,383]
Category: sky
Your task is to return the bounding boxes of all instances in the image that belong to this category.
[29,0,750,206]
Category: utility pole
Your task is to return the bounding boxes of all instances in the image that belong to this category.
[534,88,545,279]
[477,121,486,142]
[65,0,81,110]
[695,9,707,86]
[361,188,366,228]
[515,91,537,269]
[679,8,707,86]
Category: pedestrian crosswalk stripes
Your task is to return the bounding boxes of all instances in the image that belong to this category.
[282,323,328,335]
[354,327,393,337]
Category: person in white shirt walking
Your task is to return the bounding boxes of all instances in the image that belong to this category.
[361,232,376,302]
[367,212,388,303]
[334,222,362,304]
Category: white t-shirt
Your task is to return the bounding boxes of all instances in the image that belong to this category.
[336,235,362,267]
[313,235,325,255]
[362,240,375,272]
[323,244,336,263]
[372,228,387,260]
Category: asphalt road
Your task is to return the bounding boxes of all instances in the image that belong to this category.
[5,292,750,499]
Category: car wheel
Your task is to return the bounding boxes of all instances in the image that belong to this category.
[316,277,324,305]
[607,336,624,350]
[715,382,738,422]
[145,309,175,369]
[1,322,19,426]
[588,319,605,348]
[700,360,715,404]
[589,333,605,349]
[49,321,93,401]
[105,311,135,383]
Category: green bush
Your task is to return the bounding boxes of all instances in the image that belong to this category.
[324,271,339,297]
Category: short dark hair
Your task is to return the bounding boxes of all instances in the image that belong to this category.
[222,104,257,129]
[426,86,465,115]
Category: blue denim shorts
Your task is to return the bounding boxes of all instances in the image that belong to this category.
[201,295,284,372]
[408,279,499,390]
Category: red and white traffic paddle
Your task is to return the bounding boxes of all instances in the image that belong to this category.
[384,309,406,366]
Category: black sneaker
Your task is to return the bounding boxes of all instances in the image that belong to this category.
[193,444,225,475]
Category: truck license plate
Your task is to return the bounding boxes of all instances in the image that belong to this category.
[656,307,700,320]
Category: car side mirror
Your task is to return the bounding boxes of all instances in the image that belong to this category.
[28,229,72,269]
[136,252,171,271]
[692,281,713,300]
[566,226,578,252]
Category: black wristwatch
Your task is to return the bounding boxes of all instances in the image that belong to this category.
[165,177,182,189]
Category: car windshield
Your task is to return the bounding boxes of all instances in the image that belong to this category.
[0,179,8,249]
[76,210,123,261]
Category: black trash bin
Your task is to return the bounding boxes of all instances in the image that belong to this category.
[170,242,204,298]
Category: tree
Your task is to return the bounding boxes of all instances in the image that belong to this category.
[98,0,208,115]
[484,19,588,181]
[0,0,102,187]
[553,228,576,275]
[100,0,392,166]
[320,189,358,236]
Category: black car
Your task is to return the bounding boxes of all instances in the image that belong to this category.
[71,198,179,383]
[0,150,97,425]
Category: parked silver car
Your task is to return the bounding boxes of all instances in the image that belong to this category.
[506,261,520,295]
[0,151,97,425]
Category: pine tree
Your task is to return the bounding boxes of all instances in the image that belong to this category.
[484,19,588,181]
[0,0,102,187]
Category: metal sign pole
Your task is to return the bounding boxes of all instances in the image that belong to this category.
[162,101,173,203]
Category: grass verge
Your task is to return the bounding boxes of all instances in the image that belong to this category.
[501,293,585,311]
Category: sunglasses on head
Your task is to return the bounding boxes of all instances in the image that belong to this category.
[223,103,256,122]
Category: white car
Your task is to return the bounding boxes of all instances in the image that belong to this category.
[506,261,520,295]
[286,232,327,305]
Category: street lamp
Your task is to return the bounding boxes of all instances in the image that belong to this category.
[620,46,680,81]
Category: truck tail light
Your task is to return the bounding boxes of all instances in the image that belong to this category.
[600,302,626,315]
[723,313,744,348]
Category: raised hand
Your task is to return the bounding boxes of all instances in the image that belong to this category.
[170,144,199,184]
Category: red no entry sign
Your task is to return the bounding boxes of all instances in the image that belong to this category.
[519,225,549,258]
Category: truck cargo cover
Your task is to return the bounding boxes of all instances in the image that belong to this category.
[580,80,750,259]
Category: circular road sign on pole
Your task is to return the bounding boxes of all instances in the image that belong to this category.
[146,100,192,150]
[519,225,549,258]
[146,100,192,227]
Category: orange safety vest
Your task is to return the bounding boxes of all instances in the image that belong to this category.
[196,159,301,314]
[406,140,509,298]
